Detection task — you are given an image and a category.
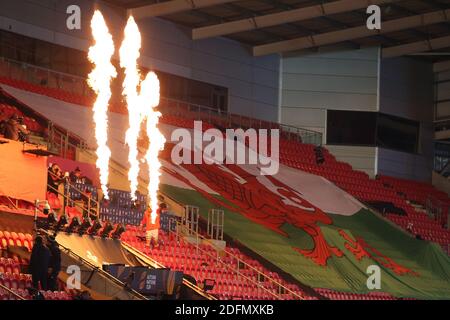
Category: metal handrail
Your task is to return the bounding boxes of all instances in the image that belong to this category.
[121,242,217,300]
[37,229,148,300]
[46,175,100,219]
[0,55,86,82]
[64,181,100,217]
[92,145,304,299]
[1,56,309,298]
[0,282,26,300]
[159,101,322,145]
[170,219,304,300]
[0,56,89,96]
[79,146,304,299]
[3,195,18,210]
[425,195,449,228]
[0,56,322,145]
[47,121,88,156]
[57,148,304,299]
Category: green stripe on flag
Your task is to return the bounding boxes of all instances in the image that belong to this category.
[161,183,450,299]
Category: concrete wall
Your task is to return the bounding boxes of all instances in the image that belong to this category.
[0,1,436,181]
[378,57,434,182]
[0,0,281,121]
[281,46,379,176]
[281,46,379,140]
[326,145,377,178]
[435,69,450,120]
[281,49,434,181]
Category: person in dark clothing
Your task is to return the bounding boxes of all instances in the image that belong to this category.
[3,114,29,141]
[47,235,61,291]
[314,146,325,165]
[69,167,83,184]
[27,287,45,300]
[73,290,93,300]
[29,235,51,291]
[47,164,64,196]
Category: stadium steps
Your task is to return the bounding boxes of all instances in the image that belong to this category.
[122,241,215,300]
[49,231,148,300]
[80,147,315,300]
[1,75,449,298]
[0,245,73,300]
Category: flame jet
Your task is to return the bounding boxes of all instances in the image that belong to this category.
[119,16,144,201]
[141,72,165,223]
[120,16,165,220]
[87,10,117,199]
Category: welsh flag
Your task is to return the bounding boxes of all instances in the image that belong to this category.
[4,83,450,299]
[159,152,450,299]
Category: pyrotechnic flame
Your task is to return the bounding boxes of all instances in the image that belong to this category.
[119,16,143,200]
[120,16,165,223]
[87,10,117,199]
[141,72,165,223]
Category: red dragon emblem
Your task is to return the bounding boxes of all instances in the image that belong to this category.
[159,143,417,274]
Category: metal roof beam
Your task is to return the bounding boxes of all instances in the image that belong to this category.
[434,60,450,73]
[129,0,240,19]
[383,35,450,58]
[253,9,450,56]
[192,0,401,40]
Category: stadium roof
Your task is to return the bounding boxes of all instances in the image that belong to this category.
[105,0,450,61]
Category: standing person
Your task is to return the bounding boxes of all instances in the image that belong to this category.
[47,235,61,291]
[140,207,160,247]
[29,235,50,291]
[69,167,84,184]
[314,145,325,165]
[47,164,64,196]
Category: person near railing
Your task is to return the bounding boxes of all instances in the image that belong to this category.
[47,235,61,291]
[69,167,83,184]
[69,166,93,185]
[47,164,64,196]
[80,190,98,220]
[29,235,50,291]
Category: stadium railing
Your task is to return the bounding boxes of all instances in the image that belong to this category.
[167,218,306,300]
[122,241,217,300]
[46,179,100,219]
[0,282,26,300]
[41,229,148,301]
[0,56,323,146]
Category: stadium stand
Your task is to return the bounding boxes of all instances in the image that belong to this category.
[0,95,45,137]
[121,226,312,300]
[275,139,450,251]
[0,236,73,300]
[0,72,449,300]
[1,83,449,254]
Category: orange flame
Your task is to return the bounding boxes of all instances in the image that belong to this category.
[87,10,117,199]
[119,16,165,221]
